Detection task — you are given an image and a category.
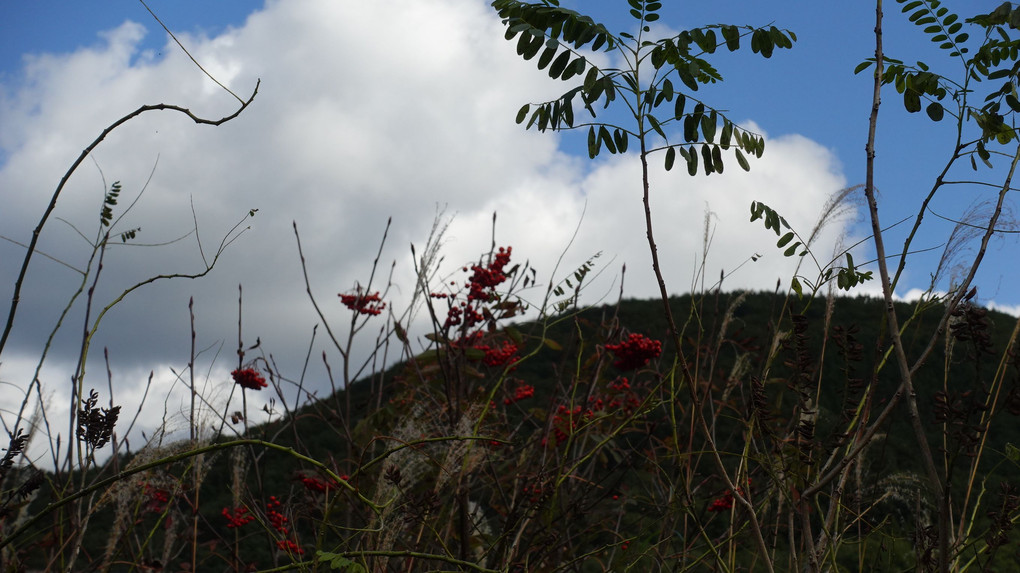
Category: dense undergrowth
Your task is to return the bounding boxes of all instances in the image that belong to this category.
[8,289,1020,571]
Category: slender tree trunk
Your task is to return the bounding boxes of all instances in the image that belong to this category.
[862,2,949,571]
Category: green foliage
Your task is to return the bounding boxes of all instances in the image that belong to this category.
[900,0,969,57]
[551,250,601,305]
[97,181,142,242]
[1007,442,1020,463]
[855,0,1020,168]
[494,0,793,174]
[749,201,872,297]
[749,201,807,257]
[119,227,140,243]
[317,551,368,571]
[99,181,121,227]
[87,291,1017,572]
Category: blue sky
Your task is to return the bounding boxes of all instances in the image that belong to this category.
[1,0,1017,451]
[2,1,249,71]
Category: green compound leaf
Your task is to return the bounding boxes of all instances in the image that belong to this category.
[317,551,368,572]
[791,276,803,298]
[614,128,629,153]
[648,114,667,139]
[700,143,713,174]
[583,66,599,91]
[776,231,795,248]
[684,114,698,142]
[720,120,733,149]
[735,148,750,171]
[549,50,571,79]
[599,125,617,153]
[537,46,557,70]
[1007,93,1020,112]
[515,104,530,124]
[701,111,717,143]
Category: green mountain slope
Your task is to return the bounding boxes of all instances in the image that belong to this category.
[22,291,1020,571]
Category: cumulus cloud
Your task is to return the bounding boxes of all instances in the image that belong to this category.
[0,0,852,455]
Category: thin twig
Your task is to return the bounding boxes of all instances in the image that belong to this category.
[861,3,949,571]
[137,0,244,104]
[0,81,259,359]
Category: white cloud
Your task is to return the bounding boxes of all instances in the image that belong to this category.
[568,128,854,299]
[987,301,1020,317]
[0,0,853,455]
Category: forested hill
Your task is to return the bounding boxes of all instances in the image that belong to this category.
[266,290,1020,487]
[67,291,1020,569]
[547,291,1020,476]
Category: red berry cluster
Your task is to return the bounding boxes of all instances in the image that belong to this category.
[338,288,386,316]
[476,340,519,367]
[547,404,590,446]
[266,496,304,555]
[222,506,255,528]
[504,383,535,405]
[522,481,544,505]
[588,377,642,416]
[295,472,337,493]
[707,492,734,512]
[222,496,304,554]
[466,247,512,303]
[231,368,267,391]
[708,479,751,513]
[437,301,485,330]
[542,376,650,447]
[142,482,171,514]
[277,538,303,555]
[605,333,662,370]
[608,377,630,392]
[431,247,514,331]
